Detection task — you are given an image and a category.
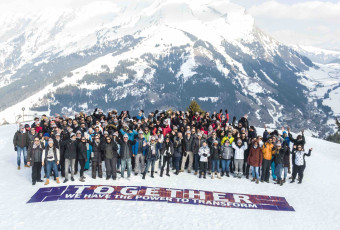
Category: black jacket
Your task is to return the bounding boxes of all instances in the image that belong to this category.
[62,140,78,159]
[77,142,88,160]
[210,146,221,160]
[90,140,104,162]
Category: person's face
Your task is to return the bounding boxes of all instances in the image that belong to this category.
[277,145,281,150]
[273,137,277,142]
[144,129,149,133]
[203,142,207,147]
[95,128,100,132]
[228,133,232,137]
[56,136,60,141]
[212,133,216,138]
[241,133,246,138]
[238,123,242,128]
[31,128,35,134]
[166,139,169,143]
[124,137,128,142]
[95,136,100,142]
[49,142,53,147]
[34,138,40,144]
[297,146,302,151]
[139,133,143,138]
[106,137,111,143]
[268,138,273,143]
[72,136,76,141]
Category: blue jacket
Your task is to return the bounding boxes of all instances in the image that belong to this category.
[132,138,147,156]
[120,129,137,141]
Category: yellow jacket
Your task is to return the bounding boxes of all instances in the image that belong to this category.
[262,142,274,160]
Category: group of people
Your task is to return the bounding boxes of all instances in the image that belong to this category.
[12,108,312,186]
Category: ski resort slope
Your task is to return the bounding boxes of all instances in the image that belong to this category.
[0,124,340,230]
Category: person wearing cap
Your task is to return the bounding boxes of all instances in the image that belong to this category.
[61,133,78,183]
[210,140,222,179]
[27,137,44,185]
[88,134,104,179]
[192,132,204,175]
[42,138,60,185]
[232,138,248,178]
[160,136,174,177]
[198,141,210,179]
[261,136,275,183]
[291,145,312,184]
[13,124,30,169]
[117,133,136,179]
[180,130,194,173]
[247,140,263,183]
[221,138,233,177]
[133,130,147,176]
[142,136,160,179]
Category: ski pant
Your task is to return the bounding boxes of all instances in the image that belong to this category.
[92,161,102,178]
[292,165,305,182]
[275,163,283,180]
[161,156,171,175]
[221,159,231,173]
[105,158,117,179]
[200,162,208,175]
[121,158,132,178]
[65,158,75,180]
[251,166,259,180]
[181,151,193,171]
[234,159,244,174]
[32,162,42,183]
[211,159,220,173]
[271,161,276,180]
[16,146,27,166]
[261,159,271,181]
[46,161,59,179]
[134,154,145,174]
[79,159,85,177]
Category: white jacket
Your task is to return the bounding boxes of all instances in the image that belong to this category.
[198,146,210,162]
[232,142,248,160]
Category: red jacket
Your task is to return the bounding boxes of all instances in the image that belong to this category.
[247,146,263,167]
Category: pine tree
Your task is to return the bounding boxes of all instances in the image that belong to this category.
[187,100,204,115]
[326,117,340,143]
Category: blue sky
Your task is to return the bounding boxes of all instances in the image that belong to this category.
[232,0,340,50]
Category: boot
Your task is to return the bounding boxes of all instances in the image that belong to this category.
[142,172,146,180]
[246,175,249,179]
[290,180,295,183]
[106,176,110,180]
[56,177,60,184]
[203,172,206,179]
[251,178,256,182]
[25,165,30,168]
[17,166,20,170]
[194,171,198,175]
[275,180,280,185]
[256,179,259,184]
[211,173,214,179]
[160,170,163,177]
[226,172,230,177]
[280,180,283,186]
[151,171,154,178]
[283,179,286,183]
[166,172,170,177]
[175,170,179,175]
[234,172,238,178]
[188,170,191,173]
[179,169,184,172]
[79,177,85,182]
[199,172,202,178]
[71,177,75,181]
[63,179,68,183]
[32,181,36,185]
[44,179,49,185]
[217,173,221,179]
[238,173,242,179]
[221,172,224,177]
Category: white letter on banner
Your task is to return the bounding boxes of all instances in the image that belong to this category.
[233,194,251,204]
[74,186,91,194]
[188,190,206,200]
[166,189,182,198]
[145,187,160,196]
[213,192,229,202]
[121,186,139,195]
[94,186,114,194]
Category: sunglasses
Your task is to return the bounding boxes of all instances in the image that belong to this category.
[124,137,128,139]
[95,138,99,139]
[106,139,111,141]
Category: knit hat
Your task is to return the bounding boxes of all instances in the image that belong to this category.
[138,130,143,134]
[197,133,202,137]
[104,131,109,135]
[123,134,128,138]
[186,130,191,134]
[113,132,118,137]
[76,130,81,134]
[151,136,155,141]
[25,124,30,128]
[276,142,282,147]
[237,139,242,144]
[213,140,218,144]
[44,133,50,137]
[70,133,76,138]
[48,139,54,144]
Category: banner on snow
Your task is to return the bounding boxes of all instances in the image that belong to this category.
[27,185,294,211]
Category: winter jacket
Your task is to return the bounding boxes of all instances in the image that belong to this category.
[274,146,287,165]
[283,147,291,168]
[62,140,78,159]
[42,146,60,163]
[262,142,275,161]
[118,139,136,160]
[288,133,305,148]
[77,142,88,160]
[232,142,248,160]
[247,146,263,167]
[293,149,311,166]
[13,131,29,148]
[198,146,210,162]
[221,144,233,160]
[132,138,147,156]
[210,146,221,160]
[183,135,194,152]
[103,141,119,160]
[120,129,137,141]
[173,137,184,158]
[90,140,104,162]
[145,143,161,160]
[27,143,44,165]
[160,142,174,157]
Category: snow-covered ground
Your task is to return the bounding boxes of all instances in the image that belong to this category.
[1,124,340,229]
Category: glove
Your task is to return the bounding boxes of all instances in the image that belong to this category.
[203,153,207,157]
[14,146,17,151]
[184,151,187,157]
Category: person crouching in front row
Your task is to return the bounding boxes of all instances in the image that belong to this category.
[42,138,60,185]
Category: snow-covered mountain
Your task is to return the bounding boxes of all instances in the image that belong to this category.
[293,45,340,64]
[0,0,338,137]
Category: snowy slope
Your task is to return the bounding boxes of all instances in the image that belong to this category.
[1,124,340,229]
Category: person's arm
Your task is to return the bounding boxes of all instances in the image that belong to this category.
[305,148,312,157]
[42,149,46,164]
[232,142,236,150]
[56,148,60,164]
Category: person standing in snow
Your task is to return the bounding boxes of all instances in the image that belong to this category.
[118,133,136,179]
[220,139,233,177]
[261,136,275,183]
[133,130,147,176]
[232,139,248,178]
[173,132,184,175]
[180,130,194,173]
[143,136,160,179]
[62,133,78,183]
[103,136,119,180]
[42,138,60,185]
[27,137,44,185]
[77,136,88,182]
[198,141,210,179]
[13,124,30,170]
[291,144,312,184]
[273,142,286,186]
[247,140,262,184]
[210,140,222,179]
[160,136,174,177]
[88,134,104,179]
